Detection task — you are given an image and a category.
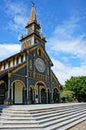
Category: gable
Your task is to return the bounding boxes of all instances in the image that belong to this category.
[52,70,61,88]
[28,44,53,66]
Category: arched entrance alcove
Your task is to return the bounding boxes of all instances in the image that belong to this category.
[41,88,46,104]
[29,86,34,104]
[33,81,47,104]
[53,88,59,103]
[0,80,6,104]
[11,80,26,104]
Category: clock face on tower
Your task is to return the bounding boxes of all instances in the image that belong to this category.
[35,58,45,72]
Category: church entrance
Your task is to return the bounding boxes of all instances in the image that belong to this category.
[30,82,48,104]
[41,88,46,104]
[53,88,59,103]
[0,81,6,104]
[11,80,25,104]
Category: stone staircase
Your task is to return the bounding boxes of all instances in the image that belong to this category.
[0,103,86,130]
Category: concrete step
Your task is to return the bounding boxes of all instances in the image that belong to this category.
[33,107,86,119]
[58,117,86,130]
[0,125,41,129]
[1,108,85,126]
[1,106,85,121]
[0,116,35,120]
[0,103,86,130]
[2,103,85,113]
[1,105,85,116]
[39,111,86,127]
[30,105,86,114]
[37,109,86,123]
[0,120,37,125]
[45,113,86,130]
[1,113,32,117]
[1,107,86,121]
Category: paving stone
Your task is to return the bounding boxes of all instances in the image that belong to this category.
[68,120,86,130]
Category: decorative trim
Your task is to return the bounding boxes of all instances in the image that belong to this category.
[12,74,25,78]
[11,63,26,74]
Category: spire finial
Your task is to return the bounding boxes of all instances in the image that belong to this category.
[32,1,35,7]
[27,1,38,25]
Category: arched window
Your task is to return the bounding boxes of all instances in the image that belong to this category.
[39,49,41,56]
[37,49,41,56]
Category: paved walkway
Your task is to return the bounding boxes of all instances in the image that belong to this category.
[69,120,86,130]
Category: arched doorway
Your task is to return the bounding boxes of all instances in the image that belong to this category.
[53,88,59,103]
[29,87,34,104]
[11,80,26,104]
[0,80,6,104]
[34,81,47,104]
[41,88,46,104]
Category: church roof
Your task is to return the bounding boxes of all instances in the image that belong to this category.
[0,43,53,76]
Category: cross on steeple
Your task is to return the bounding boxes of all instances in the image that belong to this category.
[32,1,35,7]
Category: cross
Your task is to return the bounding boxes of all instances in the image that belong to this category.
[32,1,35,7]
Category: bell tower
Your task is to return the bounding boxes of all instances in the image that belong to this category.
[20,3,46,51]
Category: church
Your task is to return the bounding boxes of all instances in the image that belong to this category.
[0,4,61,105]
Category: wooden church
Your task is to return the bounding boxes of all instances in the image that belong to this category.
[0,4,61,105]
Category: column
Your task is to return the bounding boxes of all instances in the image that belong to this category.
[6,73,11,104]
[51,90,54,103]
[46,89,48,104]
[8,78,10,100]
[26,51,29,104]
[33,55,36,78]
[38,85,40,103]
[50,66,54,103]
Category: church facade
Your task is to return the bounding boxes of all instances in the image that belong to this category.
[0,5,61,105]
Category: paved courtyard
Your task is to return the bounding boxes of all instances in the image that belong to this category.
[68,120,86,130]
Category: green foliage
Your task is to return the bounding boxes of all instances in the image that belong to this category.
[61,89,75,102]
[64,76,86,102]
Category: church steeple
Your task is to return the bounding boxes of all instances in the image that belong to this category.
[26,3,39,28]
[20,4,46,51]
[28,3,37,24]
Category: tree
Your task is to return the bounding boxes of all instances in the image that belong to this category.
[64,76,86,102]
[61,88,75,102]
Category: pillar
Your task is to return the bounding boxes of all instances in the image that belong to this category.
[26,51,29,104]
[46,89,48,104]
[51,90,54,103]
[38,85,41,104]
[4,73,12,105]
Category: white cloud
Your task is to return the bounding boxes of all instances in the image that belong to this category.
[49,39,86,60]
[47,16,86,84]
[4,0,28,33]
[0,44,21,61]
[48,16,86,60]
[52,58,86,84]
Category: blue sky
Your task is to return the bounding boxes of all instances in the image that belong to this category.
[0,0,86,84]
